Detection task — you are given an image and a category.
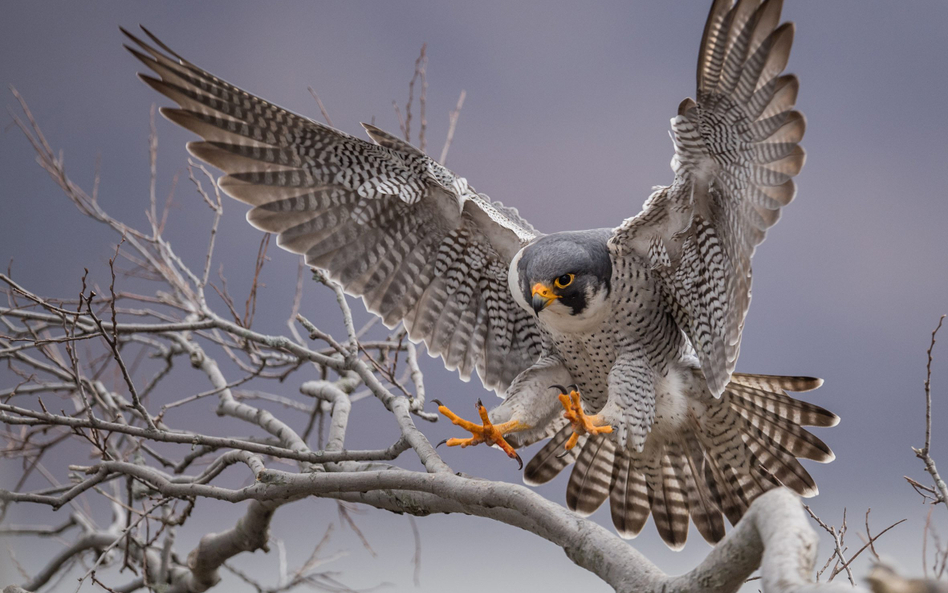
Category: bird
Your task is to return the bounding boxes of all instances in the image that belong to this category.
[124,0,838,549]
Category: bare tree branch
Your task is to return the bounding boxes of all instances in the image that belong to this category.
[914,315,948,506]
[307,86,335,128]
[440,90,466,165]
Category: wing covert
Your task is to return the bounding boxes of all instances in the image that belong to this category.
[610,0,805,396]
[123,28,543,392]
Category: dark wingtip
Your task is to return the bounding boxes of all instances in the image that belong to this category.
[119,26,152,54]
[127,47,157,69]
[139,25,186,62]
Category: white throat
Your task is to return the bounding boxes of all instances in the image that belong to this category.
[537,287,610,334]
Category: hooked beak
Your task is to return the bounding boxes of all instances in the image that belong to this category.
[531,282,558,315]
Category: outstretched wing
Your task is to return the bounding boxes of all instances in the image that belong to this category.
[123,28,543,392]
[610,0,805,396]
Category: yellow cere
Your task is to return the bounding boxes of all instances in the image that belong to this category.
[531,283,559,299]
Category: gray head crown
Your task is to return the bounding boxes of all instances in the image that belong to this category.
[517,229,612,316]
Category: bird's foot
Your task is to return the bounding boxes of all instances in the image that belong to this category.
[553,385,613,451]
[433,399,526,469]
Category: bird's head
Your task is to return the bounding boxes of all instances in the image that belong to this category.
[508,231,613,333]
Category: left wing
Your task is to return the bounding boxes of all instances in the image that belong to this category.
[122,28,545,393]
[610,0,805,395]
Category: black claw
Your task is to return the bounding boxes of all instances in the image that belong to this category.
[567,384,579,393]
[436,438,448,449]
[475,398,484,410]
[432,399,444,408]
[555,449,571,460]
[549,384,568,394]
[514,452,523,471]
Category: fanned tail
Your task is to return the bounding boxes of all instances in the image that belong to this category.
[523,372,835,549]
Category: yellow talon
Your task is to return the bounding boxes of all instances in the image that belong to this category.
[552,385,613,450]
[433,399,527,469]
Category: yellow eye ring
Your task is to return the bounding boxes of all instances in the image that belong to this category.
[554,273,575,289]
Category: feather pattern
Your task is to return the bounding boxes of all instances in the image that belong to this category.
[524,368,834,548]
[523,425,586,486]
[609,450,651,538]
[566,435,616,516]
[609,0,806,397]
[125,0,837,552]
[123,27,543,393]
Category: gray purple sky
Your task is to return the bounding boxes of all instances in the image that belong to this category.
[2,2,948,591]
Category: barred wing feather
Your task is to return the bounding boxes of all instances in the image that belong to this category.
[123,28,543,392]
[609,0,805,396]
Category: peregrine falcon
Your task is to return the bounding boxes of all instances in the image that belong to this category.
[125,0,837,548]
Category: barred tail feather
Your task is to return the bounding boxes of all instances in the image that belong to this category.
[679,434,726,544]
[743,430,818,496]
[609,451,650,538]
[728,380,838,427]
[703,450,748,526]
[653,447,691,549]
[522,425,584,486]
[565,435,615,516]
[730,396,835,462]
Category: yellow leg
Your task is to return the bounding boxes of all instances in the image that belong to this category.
[433,399,528,469]
[552,385,613,451]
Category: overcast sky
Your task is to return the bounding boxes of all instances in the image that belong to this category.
[2,2,948,591]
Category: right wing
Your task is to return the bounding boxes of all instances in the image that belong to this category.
[610,0,805,396]
[123,28,544,392]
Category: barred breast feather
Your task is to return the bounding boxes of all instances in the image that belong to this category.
[123,28,543,392]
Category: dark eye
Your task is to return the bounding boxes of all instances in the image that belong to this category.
[554,273,575,289]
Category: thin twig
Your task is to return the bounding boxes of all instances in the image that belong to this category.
[440,90,466,165]
[913,314,947,506]
[409,515,422,586]
[243,233,271,329]
[804,505,855,586]
[307,87,334,127]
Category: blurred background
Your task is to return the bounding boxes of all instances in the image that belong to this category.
[2,1,947,591]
